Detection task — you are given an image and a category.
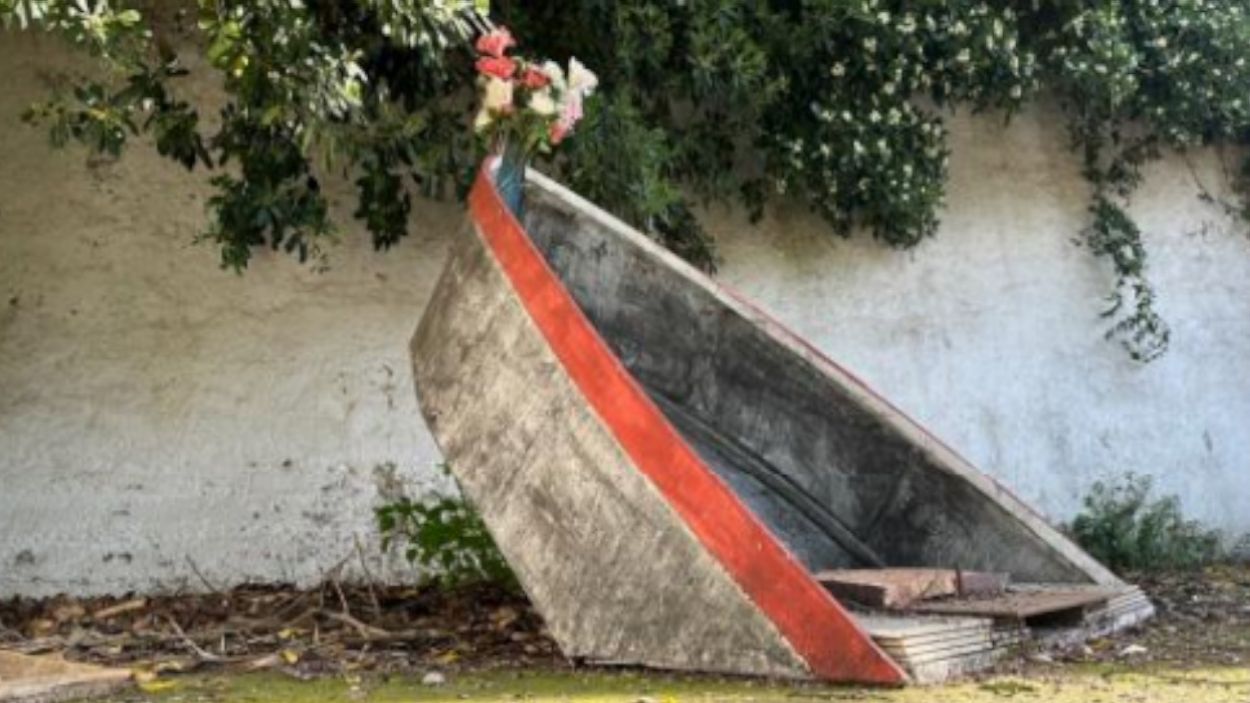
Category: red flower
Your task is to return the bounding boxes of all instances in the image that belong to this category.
[475,27,515,58]
[520,66,551,89]
[476,56,517,80]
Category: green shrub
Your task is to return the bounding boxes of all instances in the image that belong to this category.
[376,464,517,591]
[1069,473,1222,573]
[1231,533,1250,564]
[16,0,1250,360]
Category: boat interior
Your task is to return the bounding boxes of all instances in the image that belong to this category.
[513,175,1152,680]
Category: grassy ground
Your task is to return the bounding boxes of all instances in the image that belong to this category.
[111,664,1250,703]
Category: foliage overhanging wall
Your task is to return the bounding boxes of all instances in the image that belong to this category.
[5,0,1250,360]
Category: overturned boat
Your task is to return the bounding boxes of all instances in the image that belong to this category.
[409,161,1153,685]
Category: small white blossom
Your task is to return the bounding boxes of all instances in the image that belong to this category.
[529,88,557,116]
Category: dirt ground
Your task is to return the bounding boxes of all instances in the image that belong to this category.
[93,666,1250,703]
[2,566,1248,701]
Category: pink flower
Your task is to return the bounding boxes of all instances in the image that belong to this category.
[549,120,571,145]
[520,66,551,89]
[560,92,584,128]
[476,56,517,80]
[475,27,515,58]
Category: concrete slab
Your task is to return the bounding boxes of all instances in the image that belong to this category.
[0,651,131,703]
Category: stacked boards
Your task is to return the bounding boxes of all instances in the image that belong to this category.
[1031,585,1156,645]
[856,614,1024,683]
[852,584,1155,682]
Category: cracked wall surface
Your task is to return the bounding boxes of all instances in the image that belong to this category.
[2,33,1248,597]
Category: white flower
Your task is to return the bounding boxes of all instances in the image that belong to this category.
[567,57,599,97]
[482,77,513,113]
[542,60,567,91]
[863,37,877,52]
[529,88,558,116]
[830,62,846,77]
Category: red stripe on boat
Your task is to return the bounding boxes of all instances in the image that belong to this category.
[467,163,906,685]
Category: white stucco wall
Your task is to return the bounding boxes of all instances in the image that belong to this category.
[2,35,1247,597]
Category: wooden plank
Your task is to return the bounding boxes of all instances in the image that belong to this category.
[857,613,997,642]
[816,569,1008,609]
[910,588,1118,619]
[880,630,1022,660]
[889,639,1019,666]
[879,628,1021,655]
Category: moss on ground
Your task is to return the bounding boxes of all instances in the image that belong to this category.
[112,664,1250,703]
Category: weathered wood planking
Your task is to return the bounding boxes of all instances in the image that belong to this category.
[817,569,1008,609]
[910,588,1120,619]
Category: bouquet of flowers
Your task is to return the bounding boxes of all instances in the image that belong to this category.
[472,26,597,211]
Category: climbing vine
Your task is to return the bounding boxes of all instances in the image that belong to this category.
[6,0,1250,360]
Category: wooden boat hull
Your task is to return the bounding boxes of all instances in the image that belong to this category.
[410,162,1143,684]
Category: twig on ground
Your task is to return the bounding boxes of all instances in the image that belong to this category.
[321,610,393,641]
[354,534,383,620]
[165,616,226,663]
[331,577,350,618]
[92,598,147,621]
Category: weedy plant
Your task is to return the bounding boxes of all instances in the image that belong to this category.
[1069,473,1223,573]
[376,464,517,591]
